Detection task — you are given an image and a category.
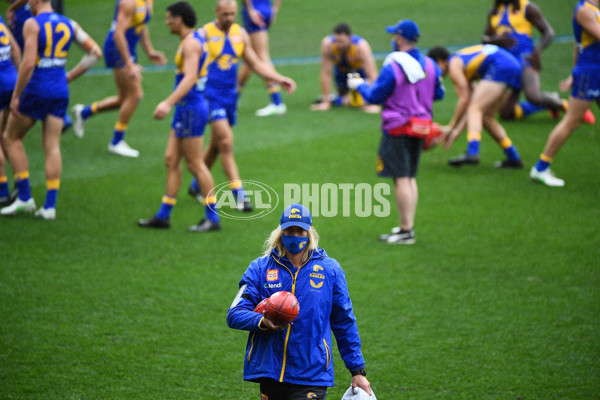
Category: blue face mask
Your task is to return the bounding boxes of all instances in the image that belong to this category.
[282,235,309,255]
[391,38,399,52]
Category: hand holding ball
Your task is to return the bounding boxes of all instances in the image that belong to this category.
[254,291,300,329]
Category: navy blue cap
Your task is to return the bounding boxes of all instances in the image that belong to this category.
[280,204,312,231]
[386,20,420,42]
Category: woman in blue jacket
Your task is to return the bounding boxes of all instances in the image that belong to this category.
[227,203,372,400]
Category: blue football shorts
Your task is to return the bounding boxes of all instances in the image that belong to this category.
[481,53,522,91]
[571,63,600,101]
[171,100,208,138]
[19,92,68,120]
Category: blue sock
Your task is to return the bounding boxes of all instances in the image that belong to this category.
[535,154,553,172]
[15,172,31,201]
[467,141,480,156]
[535,159,550,172]
[111,122,127,145]
[81,103,96,120]
[156,195,176,220]
[205,203,219,223]
[466,132,481,156]
[499,139,521,161]
[44,184,59,209]
[0,178,9,197]
[269,87,283,106]
[503,145,521,161]
[190,177,199,191]
[111,130,125,145]
[44,190,58,208]
[519,101,546,118]
[231,187,246,203]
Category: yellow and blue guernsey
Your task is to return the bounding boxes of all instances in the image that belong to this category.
[452,44,521,90]
[174,31,208,107]
[103,0,153,68]
[202,21,245,103]
[170,31,209,138]
[489,0,534,64]
[573,0,600,67]
[330,34,367,88]
[19,12,73,120]
[571,0,600,100]
[227,248,365,386]
[0,16,17,109]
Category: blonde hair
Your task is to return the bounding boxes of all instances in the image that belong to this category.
[263,226,320,263]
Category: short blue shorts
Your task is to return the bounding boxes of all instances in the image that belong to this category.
[0,69,16,109]
[104,40,137,69]
[207,95,237,126]
[0,89,12,110]
[482,53,522,91]
[242,5,272,34]
[171,101,208,138]
[571,64,600,101]
[19,92,68,120]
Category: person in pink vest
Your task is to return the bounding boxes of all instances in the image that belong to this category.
[348,20,444,245]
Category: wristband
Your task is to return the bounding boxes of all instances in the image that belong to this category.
[351,368,366,377]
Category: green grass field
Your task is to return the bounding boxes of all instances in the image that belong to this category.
[1,0,599,399]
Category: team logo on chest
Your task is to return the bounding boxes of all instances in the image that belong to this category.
[310,265,324,289]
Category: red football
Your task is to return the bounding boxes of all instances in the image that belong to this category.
[423,122,442,151]
[254,298,268,314]
[265,291,300,325]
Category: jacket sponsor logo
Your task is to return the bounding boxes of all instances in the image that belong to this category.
[313,265,323,272]
[310,280,323,289]
[264,282,282,289]
[266,269,278,281]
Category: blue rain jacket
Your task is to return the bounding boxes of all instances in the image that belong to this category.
[227,248,365,386]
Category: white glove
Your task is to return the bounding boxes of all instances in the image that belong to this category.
[347,73,365,90]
